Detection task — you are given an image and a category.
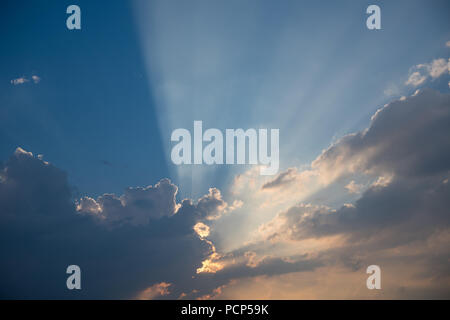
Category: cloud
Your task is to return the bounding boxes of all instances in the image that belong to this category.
[405,58,450,87]
[193,222,210,238]
[195,188,230,220]
[262,175,449,244]
[10,77,29,85]
[262,89,450,241]
[0,147,231,299]
[344,180,363,194]
[311,89,450,181]
[31,75,41,83]
[136,282,171,300]
[405,71,427,87]
[1,88,450,299]
[196,250,224,274]
[10,75,41,85]
[203,89,450,298]
[76,180,234,227]
[259,88,450,202]
[197,282,233,300]
[261,168,298,190]
[426,58,449,79]
[201,253,323,283]
[383,83,401,97]
[77,178,181,226]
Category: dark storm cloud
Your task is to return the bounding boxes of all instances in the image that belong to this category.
[0,148,226,299]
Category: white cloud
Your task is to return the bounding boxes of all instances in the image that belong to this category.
[31,75,41,83]
[10,77,29,85]
[405,58,450,87]
[10,75,41,85]
[77,178,181,225]
[405,71,427,87]
[427,58,449,79]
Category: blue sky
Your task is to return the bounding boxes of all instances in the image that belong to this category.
[1,1,168,197]
[1,0,449,198]
[133,0,450,197]
[1,1,450,299]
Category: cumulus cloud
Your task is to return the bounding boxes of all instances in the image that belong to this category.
[260,89,450,241]
[195,188,229,220]
[223,89,450,298]
[77,179,180,226]
[0,147,232,299]
[201,89,450,298]
[311,89,450,181]
[259,88,450,201]
[1,88,450,299]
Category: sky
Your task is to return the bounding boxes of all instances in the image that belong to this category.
[1,0,450,299]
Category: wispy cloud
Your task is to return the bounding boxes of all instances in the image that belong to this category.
[405,71,427,87]
[405,58,449,87]
[10,74,41,85]
[344,180,363,194]
[10,77,29,85]
[136,282,171,300]
[31,75,41,83]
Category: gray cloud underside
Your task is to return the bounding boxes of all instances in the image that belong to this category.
[1,89,450,298]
